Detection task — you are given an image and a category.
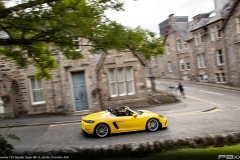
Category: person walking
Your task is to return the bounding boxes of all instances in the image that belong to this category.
[177,82,185,98]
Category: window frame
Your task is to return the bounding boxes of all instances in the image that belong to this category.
[179,59,184,71]
[186,62,191,70]
[177,40,182,51]
[165,44,170,54]
[199,32,204,43]
[108,67,135,97]
[108,69,118,97]
[216,25,221,38]
[236,16,240,33]
[28,77,45,105]
[210,27,215,41]
[194,33,199,46]
[125,67,135,95]
[168,61,172,72]
[215,73,226,83]
[216,50,224,66]
[197,53,206,68]
[72,37,82,51]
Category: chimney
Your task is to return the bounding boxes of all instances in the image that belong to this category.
[168,14,175,24]
[214,0,229,13]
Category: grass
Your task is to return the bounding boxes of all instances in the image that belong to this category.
[100,144,240,160]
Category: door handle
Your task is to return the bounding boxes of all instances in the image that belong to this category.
[116,120,122,122]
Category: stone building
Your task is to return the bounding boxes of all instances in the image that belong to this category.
[0,38,148,118]
[157,0,240,87]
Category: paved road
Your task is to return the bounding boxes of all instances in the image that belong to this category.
[0,79,239,152]
[1,109,240,152]
[154,79,240,111]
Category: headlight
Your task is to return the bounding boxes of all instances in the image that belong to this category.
[158,115,164,118]
[84,120,95,123]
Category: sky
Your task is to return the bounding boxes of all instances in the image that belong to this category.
[105,0,215,34]
[5,0,215,34]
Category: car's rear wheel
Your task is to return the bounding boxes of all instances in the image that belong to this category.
[94,123,109,138]
[146,118,159,132]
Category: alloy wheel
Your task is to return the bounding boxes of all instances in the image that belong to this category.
[147,119,159,131]
[95,124,109,138]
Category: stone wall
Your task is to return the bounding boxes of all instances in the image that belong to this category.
[0,38,102,117]
[157,2,240,87]
[98,50,148,109]
[13,131,240,159]
[224,2,240,87]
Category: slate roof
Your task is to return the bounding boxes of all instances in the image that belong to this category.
[165,0,235,42]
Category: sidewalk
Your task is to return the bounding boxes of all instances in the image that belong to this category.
[154,78,240,92]
[0,114,82,128]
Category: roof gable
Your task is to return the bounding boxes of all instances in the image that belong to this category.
[221,0,239,30]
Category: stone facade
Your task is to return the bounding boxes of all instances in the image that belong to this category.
[97,50,148,109]
[156,0,240,87]
[0,39,148,118]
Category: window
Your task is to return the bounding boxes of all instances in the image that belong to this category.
[194,33,199,46]
[186,62,191,70]
[236,16,240,33]
[210,27,215,41]
[197,53,206,68]
[151,56,155,60]
[216,50,224,66]
[177,40,182,51]
[165,44,170,54]
[72,37,81,51]
[199,75,203,82]
[29,78,45,105]
[168,61,172,72]
[179,59,184,71]
[108,67,135,97]
[199,75,208,82]
[182,75,190,80]
[216,25,221,38]
[200,32,204,43]
[216,73,226,83]
[184,44,188,49]
[109,70,117,97]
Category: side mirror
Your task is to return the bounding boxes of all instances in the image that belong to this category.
[133,114,138,117]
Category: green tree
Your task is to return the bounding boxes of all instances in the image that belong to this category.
[0,0,165,79]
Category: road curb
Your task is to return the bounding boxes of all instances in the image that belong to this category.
[0,120,82,128]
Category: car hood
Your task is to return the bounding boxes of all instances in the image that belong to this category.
[82,111,106,120]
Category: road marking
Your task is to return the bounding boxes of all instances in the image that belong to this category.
[199,90,224,95]
[186,95,221,109]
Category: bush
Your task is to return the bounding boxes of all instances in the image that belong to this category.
[0,135,14,155]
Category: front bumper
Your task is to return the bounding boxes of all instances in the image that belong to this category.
[81,121,95,134]
[159,117,168,128]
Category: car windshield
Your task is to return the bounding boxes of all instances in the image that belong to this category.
[129,108,143,115]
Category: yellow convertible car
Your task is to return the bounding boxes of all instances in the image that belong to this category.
[81,106,168,138]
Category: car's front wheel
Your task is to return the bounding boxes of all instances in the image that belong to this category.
[146,118,159,132]
[94,123,109,138]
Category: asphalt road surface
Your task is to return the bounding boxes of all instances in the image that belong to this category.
[0,80,239,152]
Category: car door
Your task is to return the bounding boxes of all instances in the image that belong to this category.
[115,114,143,132]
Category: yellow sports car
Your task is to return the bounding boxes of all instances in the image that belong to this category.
[81,106,168,138]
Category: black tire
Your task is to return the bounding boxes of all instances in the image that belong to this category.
[146,118,160,132]
[94,123,110,138]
